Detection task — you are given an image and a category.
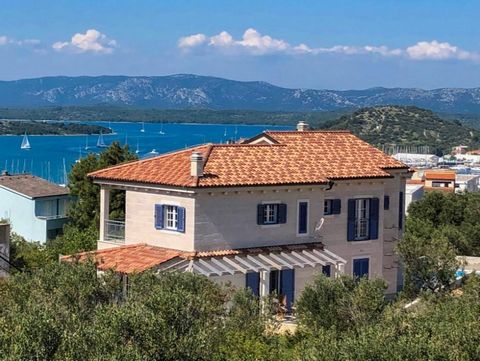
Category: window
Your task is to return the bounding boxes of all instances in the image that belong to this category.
[257,203,287,225]
[264,204,278,224]
[298,201,308,234]
[384,195,390,210]
[324,199,333,215]
[165,205,178,230]
[353,258,369,279]
[268,269,295,313]
[324,199,341,215]
[355,199,370,240]
[347,198,379,241]
[322,265,331,277]
[155,204,185,232]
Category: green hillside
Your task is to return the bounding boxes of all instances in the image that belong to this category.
[322,106,480,154]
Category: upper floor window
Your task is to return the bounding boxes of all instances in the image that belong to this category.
[324,199,341,215]
[264,204,278,224]
[257,203,287,225]
[355,199,370,240]
[347,198,379,241]
[165,205,178,230]
[155,204,185,232]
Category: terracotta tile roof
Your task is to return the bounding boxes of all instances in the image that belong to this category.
[60,244,184,274]
[0,174,69,198]
[424,171,456,181]
[89,130,408,188]
[61,242,326,274]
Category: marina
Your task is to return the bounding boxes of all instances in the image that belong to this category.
[0,121,291,184]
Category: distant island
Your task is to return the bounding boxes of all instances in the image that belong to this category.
[0,120,112,135]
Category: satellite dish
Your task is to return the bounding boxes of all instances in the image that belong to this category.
[314,218,325,233]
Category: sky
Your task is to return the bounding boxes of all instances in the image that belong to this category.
[0,0,479,90]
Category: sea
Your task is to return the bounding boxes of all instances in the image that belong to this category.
[0,121,293,184]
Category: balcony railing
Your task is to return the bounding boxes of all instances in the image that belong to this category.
[104,220,125,243]
[36,214,68,220]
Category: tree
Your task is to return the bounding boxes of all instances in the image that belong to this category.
[295,274,387,333]
[67,142,136,231]
[397,218,458,296]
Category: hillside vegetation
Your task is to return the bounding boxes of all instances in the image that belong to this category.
[322,106,480,154]
[0,120,111,135]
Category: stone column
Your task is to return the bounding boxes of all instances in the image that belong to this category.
[99,187,110,242]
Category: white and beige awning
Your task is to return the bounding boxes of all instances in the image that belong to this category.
[159,243,346,277]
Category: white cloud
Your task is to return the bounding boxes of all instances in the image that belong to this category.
[406,40,477,60]
[52,29,116,54]
[178,33,207,49]
[0,36,40,47]
[0,36,7,45]
[177,29,479,63]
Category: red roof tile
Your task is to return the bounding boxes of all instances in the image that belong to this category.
[424,171,456,181]
[89,130,408,188]
[60,244,184,274]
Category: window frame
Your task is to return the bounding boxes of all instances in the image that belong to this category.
[263,203,279,225]
[352,256,370,279]
[297,199,309,236]
[324,199,333,215]
[164,205,179,230]
[354,198,371,241]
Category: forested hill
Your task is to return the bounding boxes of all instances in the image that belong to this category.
[0,120,111,135]
[2,74,480,113]
[321,106,480,154]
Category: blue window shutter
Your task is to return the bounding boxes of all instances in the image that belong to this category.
[347,199,356,241]
[177,206,186,232]
[257,205,265,225]
[384,195,390,210]
[398,192,404,230]
[278,204,287,224]
[322,265,331,277]
[280,269,295,313]
[332,199,341,214]
[353,258,369,279]
[246,272,260,297]
[298,202,308,234]
[154,204,164,229]
[369,198,379,240]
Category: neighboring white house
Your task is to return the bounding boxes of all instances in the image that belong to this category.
[64,122,411,309]
[405,183,424,214]
[456,174,480,193]
[393,153,439,167]
[0,173,71,243]
[455,153,480,165]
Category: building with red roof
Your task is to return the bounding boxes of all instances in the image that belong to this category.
[67,121,411,307]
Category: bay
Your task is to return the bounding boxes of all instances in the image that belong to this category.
[0,121,293,184]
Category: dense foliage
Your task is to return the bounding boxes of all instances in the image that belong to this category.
[0,119,111,135]
[1,261,480,360]
[322,105,480,154]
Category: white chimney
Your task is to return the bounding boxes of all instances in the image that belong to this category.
[297,121,309,131]
[191,152,204,177]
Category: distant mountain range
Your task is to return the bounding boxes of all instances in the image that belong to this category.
[2,74,480,113]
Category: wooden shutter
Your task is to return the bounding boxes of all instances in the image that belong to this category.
[347,199,356,241]
[257,205,265,225]
[278,204,287,224]
[332,199,341,214]
[298,202,308,234]
[398,192,404,230]
[245,272,260,297]
[384,195,390,210]
[154,204,164,229]
[369,198,379,240]
[280,269,295,313]
[177,207,186,232]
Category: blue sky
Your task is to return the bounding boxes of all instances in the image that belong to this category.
[1,0,479,89]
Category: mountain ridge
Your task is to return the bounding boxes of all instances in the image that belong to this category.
[1,74,480,113]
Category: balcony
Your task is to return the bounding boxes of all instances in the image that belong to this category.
[104,220,125,244]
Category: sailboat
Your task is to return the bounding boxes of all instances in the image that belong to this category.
[159,122,166,135]
[135,138,140,154]
[140,122,145,133]
[84,135,89,150]
[20,132,31,150]
[97,131,107,148]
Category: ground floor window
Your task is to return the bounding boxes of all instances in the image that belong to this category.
[353,258,369,279]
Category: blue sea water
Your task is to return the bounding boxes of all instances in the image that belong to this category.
[0,121,292,184]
